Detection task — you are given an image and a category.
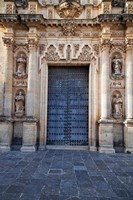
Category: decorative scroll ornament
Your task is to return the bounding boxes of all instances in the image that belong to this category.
[45,45,60,61]
[78,45,92,61]
[56,0,83,19]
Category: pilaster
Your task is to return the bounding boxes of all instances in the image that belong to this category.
[125,34,133,153]
[99,27,115,153]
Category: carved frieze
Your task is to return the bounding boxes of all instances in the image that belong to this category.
[45,45,60,61]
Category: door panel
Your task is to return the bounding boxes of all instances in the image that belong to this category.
[47,66,88,145]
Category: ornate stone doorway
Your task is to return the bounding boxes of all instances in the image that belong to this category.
[47,66,89,146]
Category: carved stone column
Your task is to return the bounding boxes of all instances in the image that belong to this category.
[0,37,14,151]
[99,39,115,153]
[21,36,38,152]
[3,37,14,116]
[125,39,133,153]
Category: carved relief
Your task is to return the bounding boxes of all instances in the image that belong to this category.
[29,4,37,14]
[93,44,99,55]
[62,22,77,36]
[56,0,83,19]
[14,52,27,79]
[103,4,110,14]
[15,90,25,117]
[39,44,46,55]
[59,44,65,57]
[86,9,91,19]
[6,4,14,14]
[128,4,133,14]
[2,38,14,47]
[48,9,53,19]
[112,91,123,119]
[73,44,79,57]
[45,45,60,61]
[78,45,92,61]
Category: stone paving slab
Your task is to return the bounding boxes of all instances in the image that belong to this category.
[0,150,133,200]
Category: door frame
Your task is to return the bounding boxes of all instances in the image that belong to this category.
[39,59,99,151]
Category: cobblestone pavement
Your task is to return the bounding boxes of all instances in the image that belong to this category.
[0,150,133,200]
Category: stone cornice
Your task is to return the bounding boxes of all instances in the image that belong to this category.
[0,14,133,28]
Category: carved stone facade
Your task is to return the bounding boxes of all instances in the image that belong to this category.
[0,0,133,153]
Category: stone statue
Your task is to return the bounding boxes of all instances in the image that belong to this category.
[15,91,25,117]
[15,0,28,9]
[112,55,122,76]
[111,0,125,7]
[15,54,26,77]
[112,93,122,119]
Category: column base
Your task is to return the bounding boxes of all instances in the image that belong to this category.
[90,146,97,151]
[98,119,115,154]
[22,121,37,151]
[38,145,46,151]
[99,146,115,154]
[0,145,11,152]
[124,119,133,154]
[0,122,13,151]
[21,145,36,152]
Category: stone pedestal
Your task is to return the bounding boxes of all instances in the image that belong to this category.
[99,120,115,153]
[124,120,133,154]
[21,121,37,152]
[0,122,13,151]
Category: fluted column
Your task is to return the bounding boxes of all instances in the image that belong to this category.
[125,38,133,154]
[126,41,133,119]
[0,37,14,151]
[3,37,14,116]
[27,38,38,117]
[101,39,110,119]
[21,35,38,152]
[99,38,115,153]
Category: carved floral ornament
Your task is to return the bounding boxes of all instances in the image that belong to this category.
[62,21,77,36]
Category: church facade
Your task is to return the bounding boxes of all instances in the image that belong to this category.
[0,0,133,153]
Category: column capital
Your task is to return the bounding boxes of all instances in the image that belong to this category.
[101,38,111,52]
[27,38,39,50]
[2,37,14,48]
[126,38,133,50]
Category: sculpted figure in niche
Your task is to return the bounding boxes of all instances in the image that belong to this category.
[112,92,123,119]
[16,53,27,77]
[15,91,25,117]
[112,55,122,77]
